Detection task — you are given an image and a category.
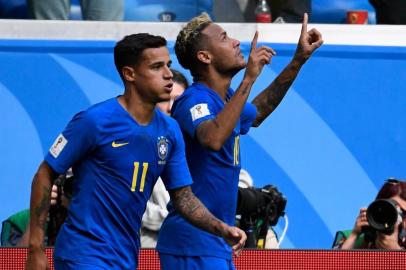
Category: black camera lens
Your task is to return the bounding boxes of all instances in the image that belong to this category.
[366,199,399,234]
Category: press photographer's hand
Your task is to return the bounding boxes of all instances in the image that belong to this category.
[50,185,58,206]
[352,208,369,235]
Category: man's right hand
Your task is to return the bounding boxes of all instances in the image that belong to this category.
[244,31,276,82]
[293,13,323,64]
[219,224,247,256]
[25,247,49,270]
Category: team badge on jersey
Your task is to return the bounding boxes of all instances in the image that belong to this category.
[49,134,68,158]
[190,103,210,121]
[157,136,169,165]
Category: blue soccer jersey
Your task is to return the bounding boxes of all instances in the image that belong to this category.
[45,97,192,270]
[157,83,257,259]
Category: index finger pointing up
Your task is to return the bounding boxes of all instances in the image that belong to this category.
[301,13,308,35]
[250,31,258,52]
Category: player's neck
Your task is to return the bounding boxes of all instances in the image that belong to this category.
[118,89,155,125]
[196,70,231,101]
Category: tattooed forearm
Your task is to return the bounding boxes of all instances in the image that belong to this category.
[34,185,51,231]
[252,60,302,127]
[170,186,223,236]
[195,78,254,151]
[28,162,57,249]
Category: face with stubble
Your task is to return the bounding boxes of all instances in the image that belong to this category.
[200,23,246,76]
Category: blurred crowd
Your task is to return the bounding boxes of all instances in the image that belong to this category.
[0,0,405,24]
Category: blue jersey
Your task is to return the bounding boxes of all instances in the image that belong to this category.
[45,97,192,270]
[157,83,257,259]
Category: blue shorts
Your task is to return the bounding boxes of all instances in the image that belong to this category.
[159,254,235,270]
[54,258,108,270]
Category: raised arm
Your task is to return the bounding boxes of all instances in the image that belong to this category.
[25,161,58,270]
[197,32,275,151]
[251,13,323,127]
[169,186,247,255]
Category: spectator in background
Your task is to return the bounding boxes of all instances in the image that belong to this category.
[27,0,123,20]
[335,179,406,249]
[369,0,406,24]
[141,69,189,248]
[269,0,311,23]
[244,0,311,23]
[156,69,189,115]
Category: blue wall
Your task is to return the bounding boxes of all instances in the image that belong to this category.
[0,39,405,248]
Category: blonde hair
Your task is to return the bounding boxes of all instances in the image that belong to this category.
[175,12,212,70]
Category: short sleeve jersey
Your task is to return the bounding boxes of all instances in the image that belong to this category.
[157,83,257,259]
[45,97,192,270]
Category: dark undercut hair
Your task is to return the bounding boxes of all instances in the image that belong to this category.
[114,33,167,81]
[174,13,212,77]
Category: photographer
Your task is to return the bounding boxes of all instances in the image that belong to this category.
[337,179,406,250]
[236,169,287,249]
[1,172,72,247]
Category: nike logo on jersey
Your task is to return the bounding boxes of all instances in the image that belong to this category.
[112,141,129,148]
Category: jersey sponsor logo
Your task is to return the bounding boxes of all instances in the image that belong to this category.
[49,134,68,158]
[111,141,129,148]
[190,103,210,121]
[157,136,169,165]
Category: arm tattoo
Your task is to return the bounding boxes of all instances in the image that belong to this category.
[34,185,51,231]
[252,61,302,127]
[170,187,223,236]
[241,85,251,95]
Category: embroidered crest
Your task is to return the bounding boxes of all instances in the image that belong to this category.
[157,136,169,164]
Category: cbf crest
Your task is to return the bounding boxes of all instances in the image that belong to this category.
[157,136,169,165]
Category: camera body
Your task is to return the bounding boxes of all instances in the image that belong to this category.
[237,185,286,226]
[237,184,287,248]
[259,185,287,226]
[47,174,74,245]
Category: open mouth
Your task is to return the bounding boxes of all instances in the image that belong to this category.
[164,83,173,92]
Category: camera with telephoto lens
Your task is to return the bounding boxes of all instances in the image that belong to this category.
[237,184,287,248]
[361,198,406,245]
[366,199,402,235]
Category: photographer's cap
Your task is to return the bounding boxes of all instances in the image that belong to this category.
[238,169,253,188]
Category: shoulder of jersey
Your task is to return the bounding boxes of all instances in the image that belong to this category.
[85,98,117,118]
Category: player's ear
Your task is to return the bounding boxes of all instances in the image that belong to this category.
[197,50,211,65]
[122,66,136,82]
